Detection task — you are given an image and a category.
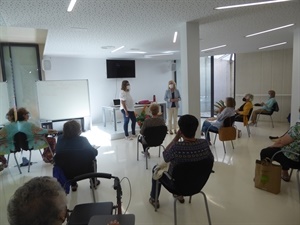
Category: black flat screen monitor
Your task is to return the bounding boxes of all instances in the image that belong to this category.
[106,60,135,78]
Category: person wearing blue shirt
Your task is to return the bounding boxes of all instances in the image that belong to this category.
[249,90,276,125]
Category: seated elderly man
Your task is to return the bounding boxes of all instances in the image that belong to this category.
[7,176,68,225]
[149,114,214,207]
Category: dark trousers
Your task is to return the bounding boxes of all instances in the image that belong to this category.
[150,166,175,200]
[121,109,136,137]
[260,147,299,170]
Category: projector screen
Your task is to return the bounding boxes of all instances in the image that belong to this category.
[36,80,90,120]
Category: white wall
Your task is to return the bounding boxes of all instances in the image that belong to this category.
[236,49,293,122]
[44,57,172,124]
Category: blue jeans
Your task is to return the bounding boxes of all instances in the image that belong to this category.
[201,120,218,142]
[121,109,136,137]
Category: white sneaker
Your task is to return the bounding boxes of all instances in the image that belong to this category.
[125,136,133,140]
[131,134,137,138]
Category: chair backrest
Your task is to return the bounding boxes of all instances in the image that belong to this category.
[171,158,214,196]
[223,115,236,127]
[13,132,30,151]
[272,102,279,112]
[247,107,253,120]
[143,125,167,147]
[54,149,96,180]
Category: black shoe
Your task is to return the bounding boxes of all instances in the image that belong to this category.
[269,136,279,140]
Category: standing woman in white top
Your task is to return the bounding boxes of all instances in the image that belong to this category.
[164,80,181,134]
[120,80,136,139]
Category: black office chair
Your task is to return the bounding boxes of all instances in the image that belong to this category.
[154,158,214,225]
[256,102,279,128]
[137,125,167,169]
[271,150,300,202]
[66,172,123,225]
[208,115,236,153]
[7,132,52,174]
[235,107,253,137]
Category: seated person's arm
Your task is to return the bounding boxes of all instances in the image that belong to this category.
[165,130,181,151]
[270,133,294,148]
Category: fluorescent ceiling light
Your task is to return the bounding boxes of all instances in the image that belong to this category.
[144,53,173,58]
[246,24,294,37]
[173,31,178,43]
[111,46,125,53]
[215,0,290,9]
[259,42,287,50]
[125,51,146,54]
[162,51,179,54]
[201,45,227,52]
[67,0,77,12]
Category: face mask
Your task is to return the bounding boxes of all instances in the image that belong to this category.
[169,84,174,89]
[242,97,246,101]
[126,85,130,91]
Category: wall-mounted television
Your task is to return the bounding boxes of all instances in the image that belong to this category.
[106,60,136,78]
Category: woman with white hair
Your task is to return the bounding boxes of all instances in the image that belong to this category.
[164,80,181,135]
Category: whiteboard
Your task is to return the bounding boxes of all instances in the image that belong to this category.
[0,82,9,125]
[36,80,90,120]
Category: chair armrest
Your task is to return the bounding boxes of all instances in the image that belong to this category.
[271,150,300,161]
[163,171,172,180]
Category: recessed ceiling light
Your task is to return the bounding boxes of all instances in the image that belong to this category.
[101,46,115,50]
[125,51,147,54]
[67,0,77,12]
[201,45,227,52]
[215,0,290,9]
[246,24,294,37]
[259,42,287,50]
[111,46,125,53]
[144,53,173,58]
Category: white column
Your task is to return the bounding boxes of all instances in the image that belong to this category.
[180,22,200,131]
[291,27,300,126]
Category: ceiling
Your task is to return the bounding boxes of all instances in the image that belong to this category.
[0,0,299,60]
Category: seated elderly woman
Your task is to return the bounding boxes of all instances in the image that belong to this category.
[260,121,300,182]
[201,97,236,145]
[54,120,99,191]
[235,93,254,124]
[7,176,68,225]
[0,108,18,170]
[17,107,57,151]
[139,103,166,158]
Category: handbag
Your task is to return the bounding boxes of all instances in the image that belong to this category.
[254,159,282,194]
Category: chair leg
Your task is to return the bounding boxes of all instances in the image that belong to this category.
[297,170,300,202]
[154,180,159,212]
[222,142,226,154]
[189,196,192,203]
[28,151,32,172]
[214,134,217,145]
[7,153,10,164]
[137,137,139,161]
[246,125,250,137]
[146,148,149,169]
[200,191,212,225]
[174,197,178,225]
[270,115,274,128]
[13,153,22,174]
[256,114,260,127]
[231,140,234,149]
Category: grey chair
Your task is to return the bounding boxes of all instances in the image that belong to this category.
[256,102,279,128]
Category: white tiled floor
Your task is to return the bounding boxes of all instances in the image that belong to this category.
[1,120,300,225]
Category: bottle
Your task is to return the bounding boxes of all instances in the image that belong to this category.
[153,95,156,102]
